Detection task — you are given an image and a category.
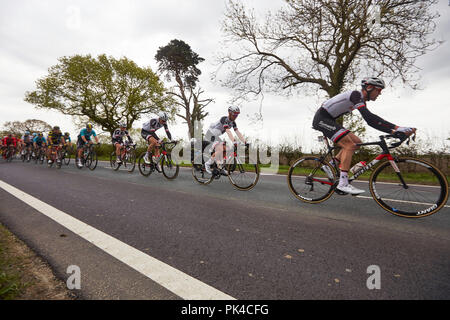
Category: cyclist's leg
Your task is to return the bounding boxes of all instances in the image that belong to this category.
[336,133,361,172]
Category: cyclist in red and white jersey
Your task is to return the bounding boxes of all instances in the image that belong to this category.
[312,77,416,195]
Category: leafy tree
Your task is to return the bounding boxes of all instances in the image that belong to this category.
[2,119,52,136]
[217,0,441,128]
[25,54,173,136]
[155,39,214,138]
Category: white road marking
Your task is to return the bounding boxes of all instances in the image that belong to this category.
[0,179,235,300]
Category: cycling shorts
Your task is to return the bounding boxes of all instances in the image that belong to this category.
[312,107,350,143]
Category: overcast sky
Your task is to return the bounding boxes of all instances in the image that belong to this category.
[1,0,449,152]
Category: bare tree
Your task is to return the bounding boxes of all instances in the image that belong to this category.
[217,0,441,101]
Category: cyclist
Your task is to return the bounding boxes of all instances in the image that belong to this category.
[33,132,47,157]
[204,106,246,174]
[76,123,100,168]
[312,77,416,195]
[64,132,72,147]
[141,112,172,168]
[112,122,133,164]
[47,126,66,165]
[2,134,17,159]
[21,131,33,157]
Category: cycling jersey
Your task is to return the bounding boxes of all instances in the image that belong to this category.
[22,134,33,144]
[64,136,71,143]
[78,128,97,141]
[112,128,133,144]
[47,131,63,145]
[141,118,172,141]
[33,136,47,146]
[207,116,237,137]
[2,137,17,147]
[313,90,396,142]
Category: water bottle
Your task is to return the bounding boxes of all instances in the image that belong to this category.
[350,161,367,174]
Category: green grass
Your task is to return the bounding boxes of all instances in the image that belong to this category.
[0,225,29,300]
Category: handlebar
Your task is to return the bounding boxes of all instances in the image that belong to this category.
[385,132,416,149]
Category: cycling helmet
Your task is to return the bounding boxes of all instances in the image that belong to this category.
[158,111,168,122]
[361,77,385,90]
[32,132,37,137]
[53,126,60,131]
[38,132,43,136]
[119,122,126,128]
[64,132,70,136]
[86,123,93,130]
[228,106,240,114]
[25,130,30,135]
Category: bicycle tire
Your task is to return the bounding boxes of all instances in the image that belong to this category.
[192,163,214,185]
[226,159,259,191]
[63,150,71,166]
[125,149,136,173]
[110,151,120,171]
[287,156,337,203]
[161,154,179,180]
[138,153,153,177]
[88,149,98,171]
[369,157,449,218]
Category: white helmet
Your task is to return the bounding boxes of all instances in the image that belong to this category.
[228,106,240,114]
[158,111,168,122]
[361,77,385,89]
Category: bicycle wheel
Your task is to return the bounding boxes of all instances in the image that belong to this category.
[63,150,71,165]
[138,153,153,177]
[369,157,449,218]
[192,163,214,185]
[226,158,259,191]
[110,151,120,171]
[124,149,136,173]
[87,150,98,171]
[287,156,337,203]
[161,154,179,180]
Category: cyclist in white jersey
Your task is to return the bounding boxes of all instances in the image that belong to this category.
[204,106,246,174]
[312,77,416,195]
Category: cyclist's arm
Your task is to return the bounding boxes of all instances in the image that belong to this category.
[357,106,396,134]
[225,128,235,143]
[234,129,246,144]
[163,124,172,141]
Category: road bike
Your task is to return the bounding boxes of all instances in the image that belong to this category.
[2,146,15,162]
[47,145,63,169]
[20,144,33,163]
[33,145,46,165]
[287,133,449,218]
[61,144,73,166]
[191,141,260,191]
[76,143,99,170]
[138,141,179,179]
[110,141,137,173]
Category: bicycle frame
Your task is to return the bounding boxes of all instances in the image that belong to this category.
[315,135,408,188]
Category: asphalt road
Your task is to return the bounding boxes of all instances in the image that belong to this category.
[1,159,449,299]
